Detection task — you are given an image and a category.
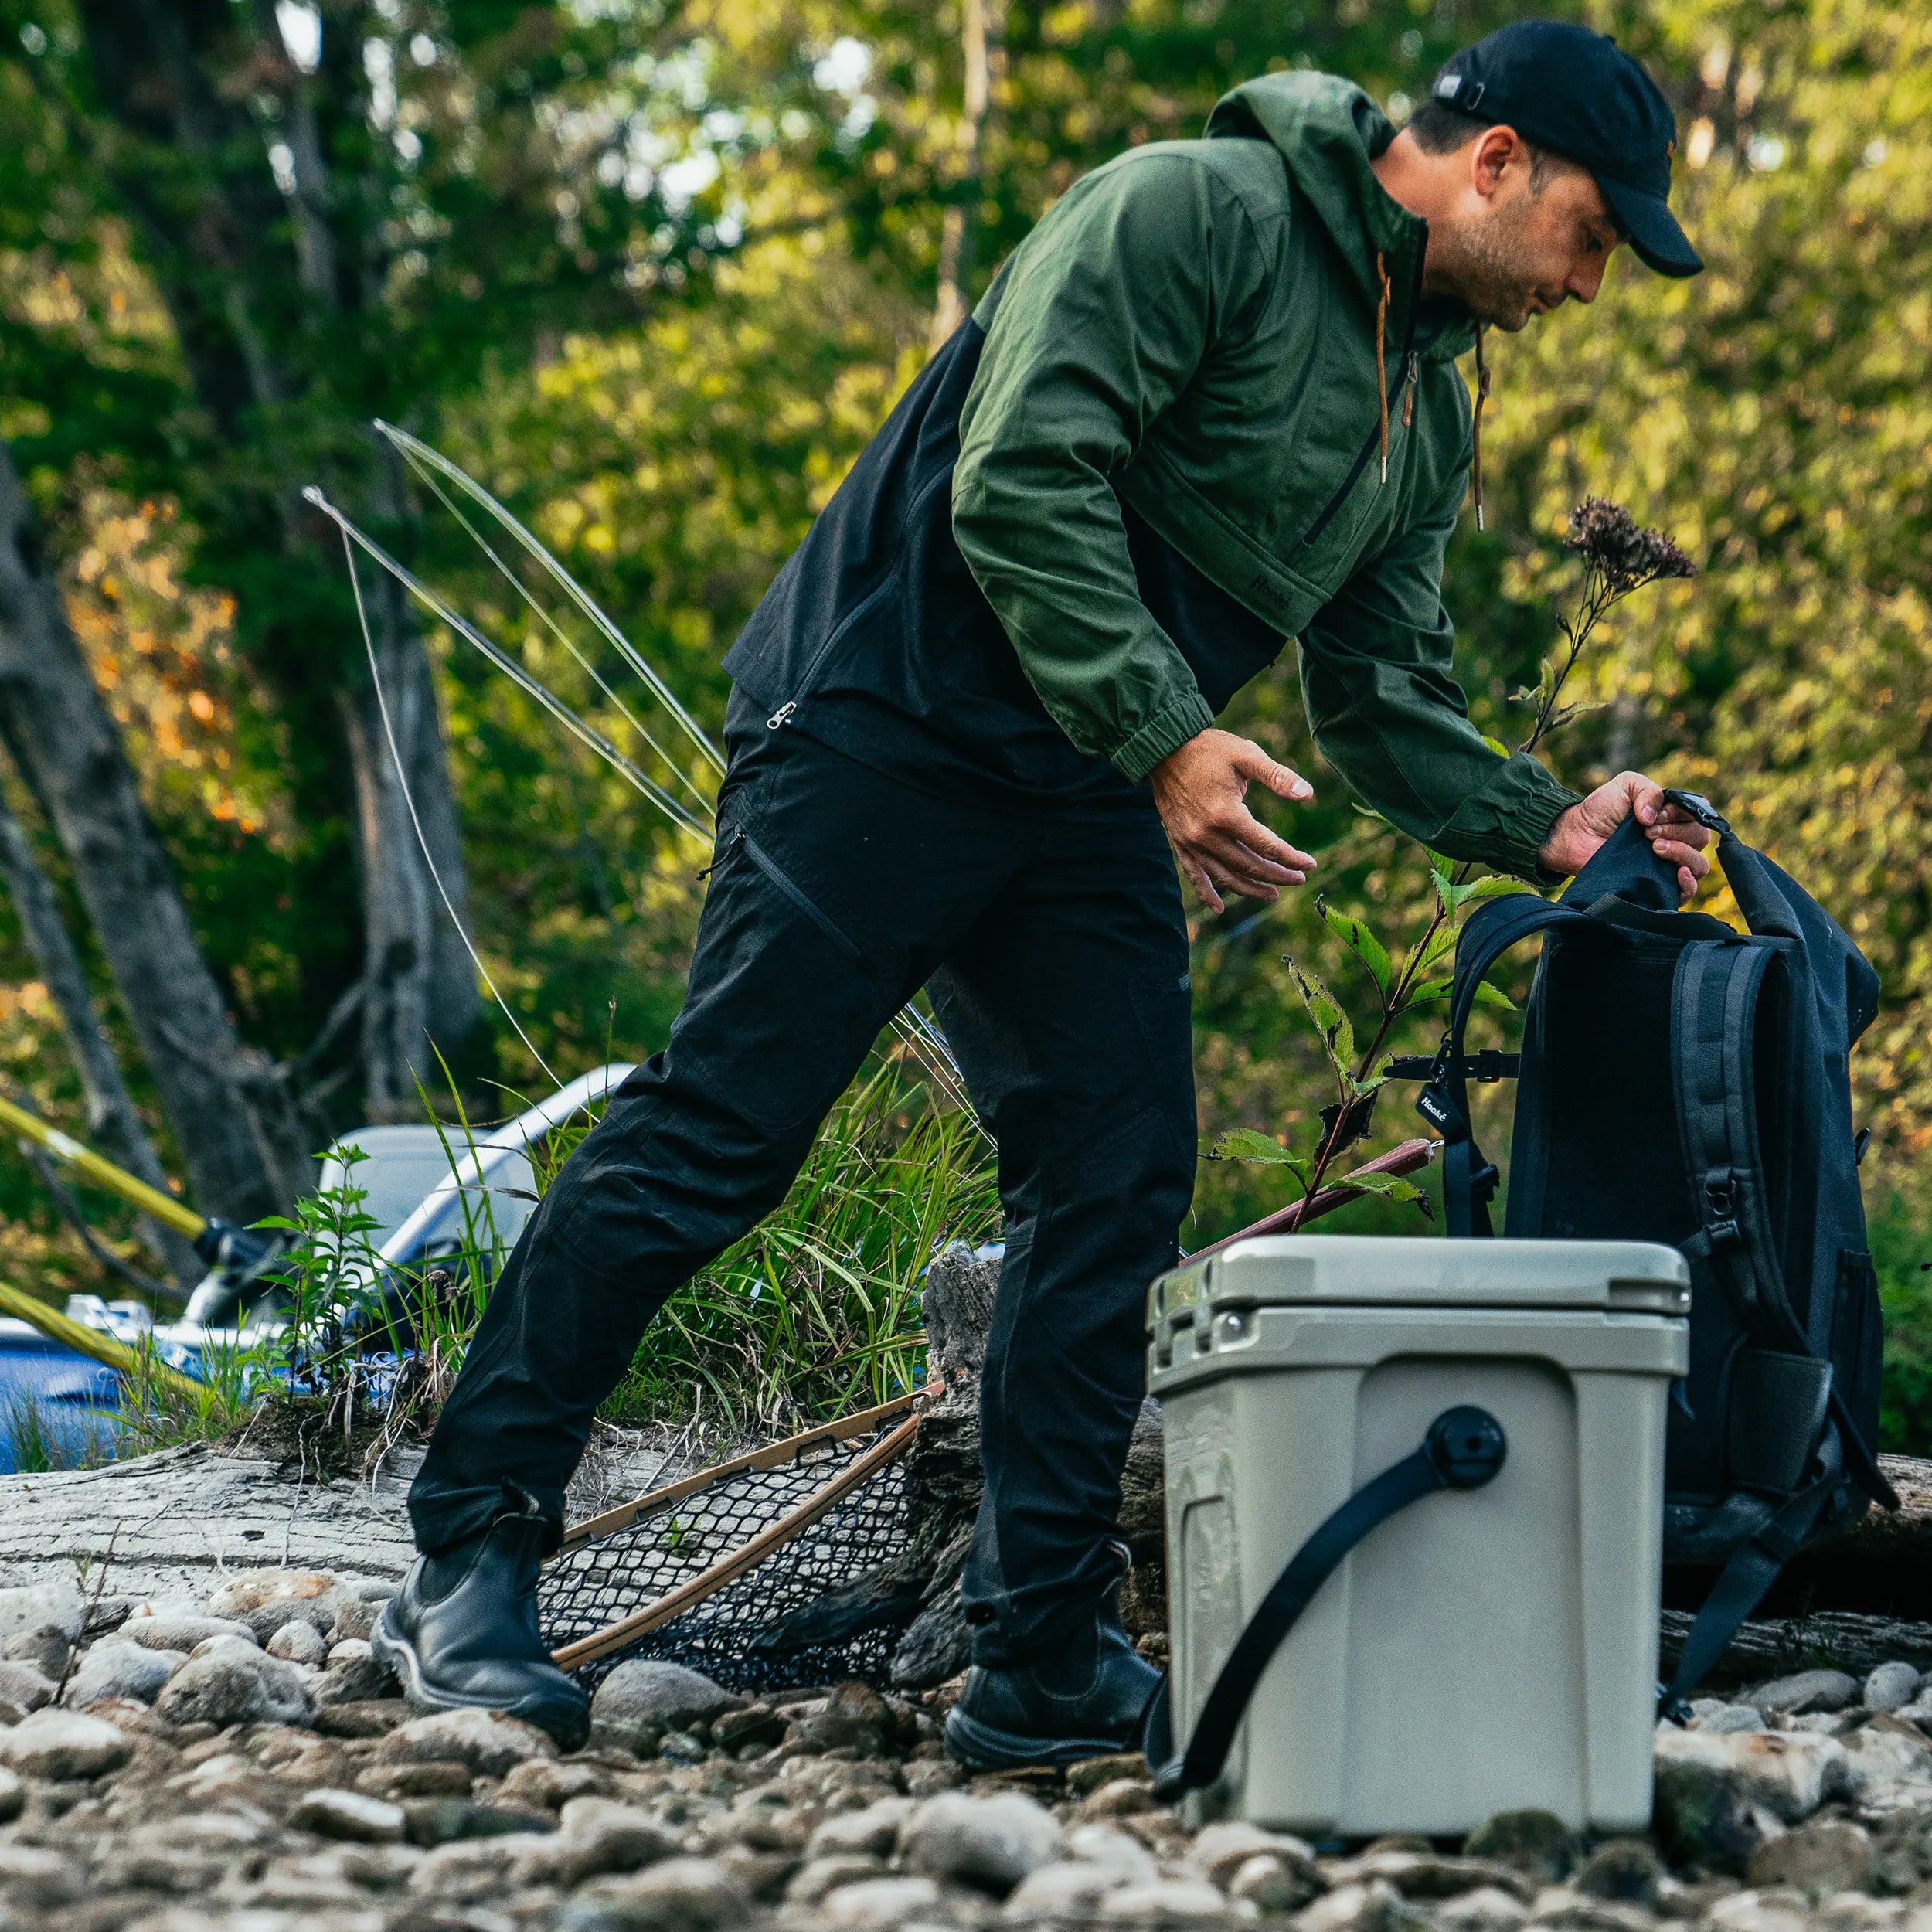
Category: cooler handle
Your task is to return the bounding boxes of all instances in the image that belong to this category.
[1141,1406,1508,1800]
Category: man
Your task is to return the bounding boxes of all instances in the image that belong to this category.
[376,19,1713,1768]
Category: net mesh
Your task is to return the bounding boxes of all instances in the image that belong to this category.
[537,1411,919,1695]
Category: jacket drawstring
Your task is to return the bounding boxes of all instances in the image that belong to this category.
[1375,251,1391,485]
[1471,323,1491,532]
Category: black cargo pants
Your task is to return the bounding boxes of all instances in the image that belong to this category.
[408,714,1196,1664]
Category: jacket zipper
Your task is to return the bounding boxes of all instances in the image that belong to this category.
[724,826,866,966]
[767,464,955,730]
[1298,248,1430,551]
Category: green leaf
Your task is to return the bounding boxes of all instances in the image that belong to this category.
[1447,873,1538,914]
[1401,975,1454,1006]
[1479,733,1510,758]
[1318,895,1393,998]
[1207,1129,1311,1185]
[1473,979,1519,1012]
[1344,1172,1427,1203]
[1286,956,1355,1075]
[1416,918,1457,975]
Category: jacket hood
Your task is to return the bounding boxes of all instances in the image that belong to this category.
[1206,73,1475,360]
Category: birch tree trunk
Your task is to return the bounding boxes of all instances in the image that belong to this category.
[73,0,483,1112]
[930,0,1006,352]
[0,440,308,1225]
[0,780,203,1286]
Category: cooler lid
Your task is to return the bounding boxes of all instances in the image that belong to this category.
[1149,1234,1690,1329]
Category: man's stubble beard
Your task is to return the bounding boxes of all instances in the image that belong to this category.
[1434,191,1551,332]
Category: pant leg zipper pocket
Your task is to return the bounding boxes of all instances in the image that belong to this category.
[736,829,866,968]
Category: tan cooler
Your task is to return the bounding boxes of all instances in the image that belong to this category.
[1147,1234,1689,1838]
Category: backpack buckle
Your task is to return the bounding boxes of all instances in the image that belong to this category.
[1702,1169,1742,1249]
[1663,788,1733,837]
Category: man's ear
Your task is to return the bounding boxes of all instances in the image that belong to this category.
[1469,123,1527,203]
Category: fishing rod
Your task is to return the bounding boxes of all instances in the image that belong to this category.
[306,466,979,1121]
[0,1093,270,1270]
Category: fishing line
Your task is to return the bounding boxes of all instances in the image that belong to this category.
[305,489,711,840]
[332,517,560,1089]
[394,448,717,822]
[310,478,978,1121]
[372,422,724,777]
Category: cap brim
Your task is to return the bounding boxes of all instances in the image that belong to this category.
[1598,175,1703,278]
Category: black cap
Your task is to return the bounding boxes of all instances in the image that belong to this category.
[1430,19,1702,278]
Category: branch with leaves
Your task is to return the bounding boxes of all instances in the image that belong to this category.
[1209,498,1696,1227]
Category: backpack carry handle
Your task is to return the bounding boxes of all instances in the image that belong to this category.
[1142,1406,1507,1800]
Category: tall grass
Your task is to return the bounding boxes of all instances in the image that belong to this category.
[600,1063,998,1437]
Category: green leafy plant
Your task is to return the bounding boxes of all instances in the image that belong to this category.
[602,1059,998,1437]
[1215,498,1696,1222]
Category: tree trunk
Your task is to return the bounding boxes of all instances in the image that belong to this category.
[930,0,1005,352]
[338,609,479,1118]
[0,439,307,1225]
[74,0,483,1116]
[0,777,203,1286]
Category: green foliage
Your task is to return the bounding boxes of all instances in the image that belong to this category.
[1875,1196,1932,1454]
[601,1061,999,1436]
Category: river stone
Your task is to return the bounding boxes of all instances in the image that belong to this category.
[1065,1824,1162,1882]
[564,1854,755,1930]
[0,1767,20,1824]
[515,1798,684,1886]
[155,1638,314,1727]
[0,1581,83,1646]
[806,1796,913,1860]
[0,1659,54,1714]
[1867,1663,1923,1715]
[815,1874,944,1930]
[290,1786,409,1844]
[0,1842,84,1910]
[1572,1839,1665,1906]
[1745,1819,1876,1893]
[208,1567,352,1639]
[267,1617,331,1665]
[1228,1853,1322,1914]
[591,1659,741,1730]
[901,1788,1063,1894]
[1657,1725,1849,1821]
[65,1639,184,1707]
[1004,1859,1127,1919]
[0,1706,130,1779]
[1460,1811,1580,1883]
[1434,1886,1531,1932]
[1752,1669,1861,1716]
[1098,1875,1239,1927]
[312,1641,396,1706]
[377,1707,556,1776]
[408,1830,557,1901]
[1297,1879,1434,1932]
[124,1612,257,1651]
[3,1626,69,1680]
[1188,1820,1320,1890]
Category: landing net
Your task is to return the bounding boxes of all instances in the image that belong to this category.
[536,1391,929,1695]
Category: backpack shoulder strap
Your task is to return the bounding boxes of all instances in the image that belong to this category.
[1672,938,1795,1340]
[1430,895,1588,1236]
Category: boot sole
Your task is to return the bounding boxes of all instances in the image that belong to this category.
[943,1702,1138,1774]
[372,1607,591,1753]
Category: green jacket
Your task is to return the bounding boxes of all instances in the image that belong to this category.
[952,73,1580,880]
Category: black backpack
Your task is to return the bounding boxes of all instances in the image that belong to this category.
[1141,792,1893,1797]
[1416,789,1893,1705]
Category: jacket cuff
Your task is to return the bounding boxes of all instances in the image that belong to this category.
[1434,752,1582,884]
[1111,689,1217,782]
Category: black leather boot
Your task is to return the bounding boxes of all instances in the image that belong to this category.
[373,1506,590,1751]
[944,1587,1160,1772]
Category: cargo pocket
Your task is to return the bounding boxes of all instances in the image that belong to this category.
[668,822,886,1140]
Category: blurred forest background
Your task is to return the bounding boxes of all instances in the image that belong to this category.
[0,2,1926,1428]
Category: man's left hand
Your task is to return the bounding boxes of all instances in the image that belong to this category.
[1538,772,1713,903]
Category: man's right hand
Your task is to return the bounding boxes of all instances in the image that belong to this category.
[1148,729,1318,914]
